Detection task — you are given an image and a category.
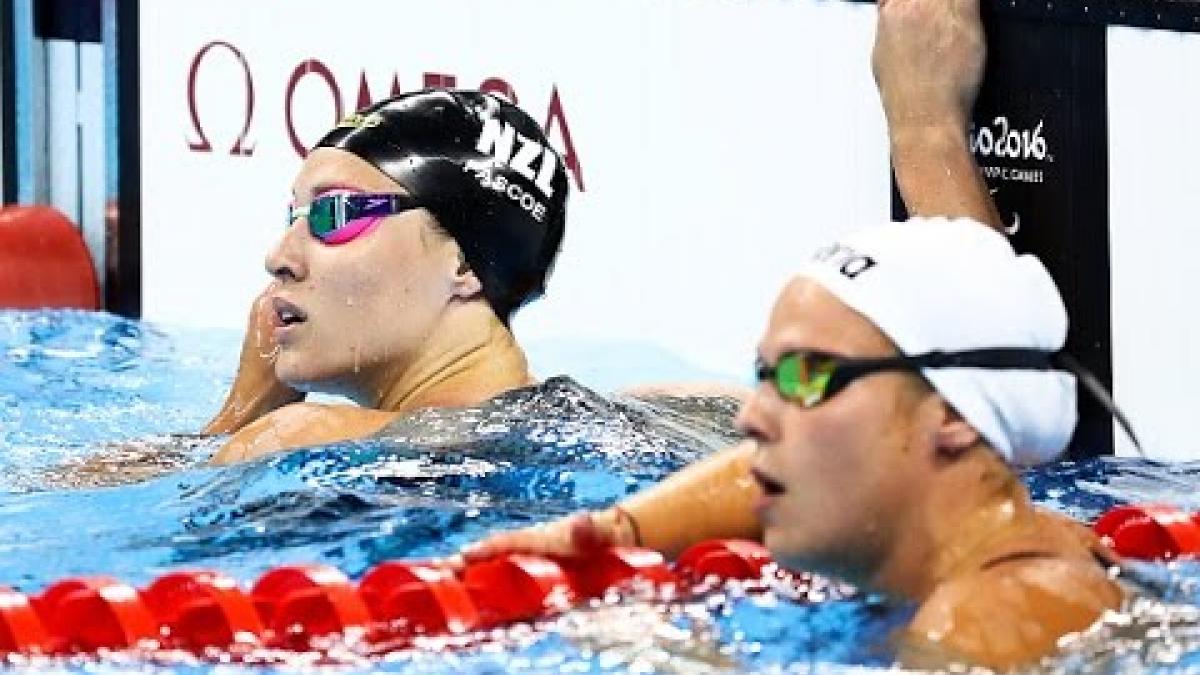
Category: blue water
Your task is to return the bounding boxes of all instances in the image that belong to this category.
[3,310,1200,673]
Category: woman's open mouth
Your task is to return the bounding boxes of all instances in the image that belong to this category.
[272,297,308,328]
[752,467,785,496]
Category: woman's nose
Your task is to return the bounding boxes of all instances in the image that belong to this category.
[734,384,782,445]
[265,221,309,282]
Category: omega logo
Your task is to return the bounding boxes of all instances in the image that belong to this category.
[184,41,585,192]
[186,41,256,156]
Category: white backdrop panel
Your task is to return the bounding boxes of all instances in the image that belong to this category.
[1108,26,1200,461]
[139,0,890,379]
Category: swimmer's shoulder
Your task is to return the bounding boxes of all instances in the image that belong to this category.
[210,402,399,465]
[902,516,1123,669]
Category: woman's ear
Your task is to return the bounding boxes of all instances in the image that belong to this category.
[450,252,483,300]
[934,401,980,457]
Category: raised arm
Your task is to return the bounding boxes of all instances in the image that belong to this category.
[874,0,1002,230]
[202,286,305,435]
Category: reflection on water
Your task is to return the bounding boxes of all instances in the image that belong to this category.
[35,433,218,489]
[4,310,1200,672]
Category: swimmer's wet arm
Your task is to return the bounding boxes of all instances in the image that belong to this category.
[872,0,1003,230]
[203,376,304,435]
[210,403,397,464]
[460,442,761,563]
[889,125,1002,231]
[202,288,304,435]
[611,441,762,558]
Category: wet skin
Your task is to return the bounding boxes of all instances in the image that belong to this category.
[739,279,1122,669]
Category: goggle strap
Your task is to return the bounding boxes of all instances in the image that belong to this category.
[763,348,1145,458]
[906,349,1055,371]
[1052,352,1144,457]
[910,349,1144,458]
[908,348,1143,457]
[348,194,421,220]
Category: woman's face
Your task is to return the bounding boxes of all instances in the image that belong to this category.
[265,147,463,399]
[737,279,934,587]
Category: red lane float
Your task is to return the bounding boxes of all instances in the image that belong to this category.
[0,505,1185,660]
[676,539,774,580]
[0,205,98,310]
[360,562,478,636]
[560,547,675,597]
[0,539,788,659]
[1093,503,1200,561]
[37,577,158,652]
[463,554,575,624]
[0,586,53,654]
[142,570,263,651]
[251,565,371,649]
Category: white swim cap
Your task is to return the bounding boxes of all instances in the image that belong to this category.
[796,217,1076,465]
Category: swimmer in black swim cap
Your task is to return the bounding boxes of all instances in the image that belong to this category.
[203,90,570,464]
[316,90,568,322]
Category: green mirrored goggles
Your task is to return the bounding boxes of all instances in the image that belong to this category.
[754,348,1058,408]
[753,348,1147,456]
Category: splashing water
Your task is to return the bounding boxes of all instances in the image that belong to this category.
[4,310,1200,672]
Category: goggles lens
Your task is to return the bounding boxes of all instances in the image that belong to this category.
[760,352,838,407]
[287,193,423,244]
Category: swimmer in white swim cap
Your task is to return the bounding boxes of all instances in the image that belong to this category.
[462,0,1127,669]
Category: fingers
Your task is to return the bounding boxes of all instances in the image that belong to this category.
[459,512,614,564]
[872,0,986,125]
[877,0,978,25]
[251,282,279,321]
[251,285,282,360]
[459,519,571,563]
[569,510,622,551]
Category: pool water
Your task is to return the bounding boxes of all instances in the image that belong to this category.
[3,310,1200,673]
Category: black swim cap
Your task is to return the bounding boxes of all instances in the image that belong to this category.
[315,89,569,323]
